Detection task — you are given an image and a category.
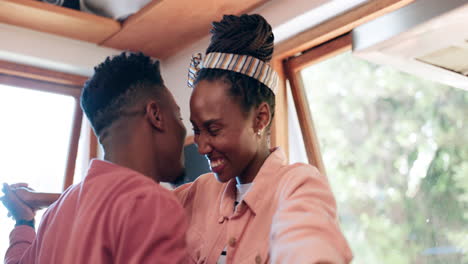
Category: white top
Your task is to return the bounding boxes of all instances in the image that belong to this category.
[236,182,253,203]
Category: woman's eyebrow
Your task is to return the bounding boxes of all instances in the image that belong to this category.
[203,119,222,127]
[190,118,223,127]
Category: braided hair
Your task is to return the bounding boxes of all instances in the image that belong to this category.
[195,14,276,123]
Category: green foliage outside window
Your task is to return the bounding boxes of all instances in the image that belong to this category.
[301,52,467,264]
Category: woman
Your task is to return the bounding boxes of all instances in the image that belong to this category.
[11,14,352,264]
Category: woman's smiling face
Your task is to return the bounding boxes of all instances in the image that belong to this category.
[190,79,259,183]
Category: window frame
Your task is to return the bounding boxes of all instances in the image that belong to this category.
[0,59,90,190]
[285,34,352,173]
[271,0,414,173]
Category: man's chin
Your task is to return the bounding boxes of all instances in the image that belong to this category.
[166,168,186,187]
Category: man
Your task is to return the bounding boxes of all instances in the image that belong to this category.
[1,52,188,263]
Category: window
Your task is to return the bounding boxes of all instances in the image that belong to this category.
[0,84,78,256]
[271,2,467,262]
[289,47,467,263]
[0,61,88,258]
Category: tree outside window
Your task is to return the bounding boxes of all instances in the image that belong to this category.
[299,51,467,263]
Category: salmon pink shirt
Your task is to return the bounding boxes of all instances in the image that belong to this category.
[174,148,352,264]
[5,160,188,264]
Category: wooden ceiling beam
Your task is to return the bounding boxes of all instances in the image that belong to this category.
[274,0,415,61]
[0,0,121,43]
[101,0,269,59]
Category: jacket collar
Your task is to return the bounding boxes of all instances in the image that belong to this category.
[218,147,287,217]
[85,159,154,184]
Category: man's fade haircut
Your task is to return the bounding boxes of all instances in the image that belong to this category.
[80,52,165,137]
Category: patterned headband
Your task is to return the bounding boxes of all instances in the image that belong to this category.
[187,52,278,94]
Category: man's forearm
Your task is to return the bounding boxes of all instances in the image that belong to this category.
[5,226,36,264]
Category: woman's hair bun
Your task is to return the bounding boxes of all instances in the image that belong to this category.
[206,14,274,62]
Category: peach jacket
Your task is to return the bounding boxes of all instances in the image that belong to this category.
[174,148,353,264]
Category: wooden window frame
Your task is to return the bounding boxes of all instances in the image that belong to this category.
[0,60,88,190]
[284,33,352,173]
[271,0,414,173]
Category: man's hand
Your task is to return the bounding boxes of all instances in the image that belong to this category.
[1,183,35,221]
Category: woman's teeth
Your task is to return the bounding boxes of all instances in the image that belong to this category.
[210,159,225,168]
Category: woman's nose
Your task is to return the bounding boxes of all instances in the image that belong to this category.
[195,134,213,155]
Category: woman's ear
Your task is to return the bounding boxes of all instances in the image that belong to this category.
[255,102,271,134]
[146,101,164,131]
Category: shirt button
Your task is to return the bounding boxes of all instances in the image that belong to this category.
[255,255,262,264]
[218,216,225,223]
[228,237,237,247]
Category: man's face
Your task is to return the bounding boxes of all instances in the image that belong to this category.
[157,88,187,182]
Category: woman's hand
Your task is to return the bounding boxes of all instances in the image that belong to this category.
[1,183,36,221]
[13,187,45,210]
[9,183,61,209]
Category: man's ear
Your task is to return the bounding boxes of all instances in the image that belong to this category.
[146,101,164,131]
[254,102,271,134]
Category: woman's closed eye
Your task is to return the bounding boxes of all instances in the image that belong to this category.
[208,126,221,136]
[192,127,220,136]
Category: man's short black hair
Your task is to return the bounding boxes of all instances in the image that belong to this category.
[81,52,165,136]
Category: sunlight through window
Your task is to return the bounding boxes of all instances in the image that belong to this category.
[0,84,76,258]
